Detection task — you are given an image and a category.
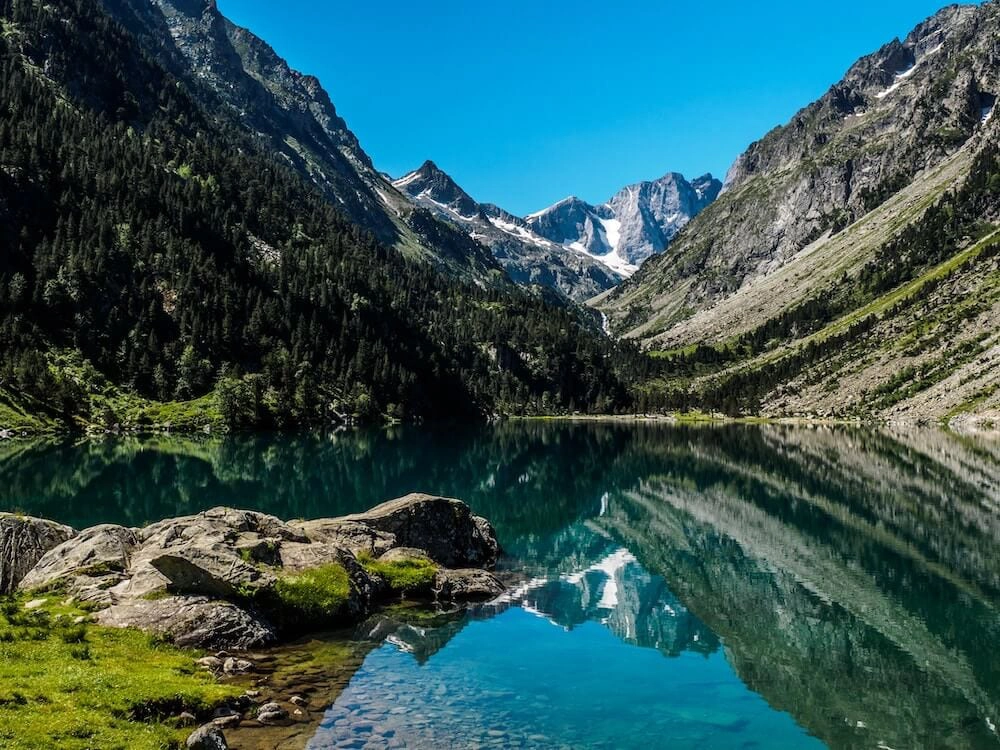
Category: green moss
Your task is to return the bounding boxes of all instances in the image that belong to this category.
[361,555,438,593]
[273,564,352,619]
[0,595,238,750]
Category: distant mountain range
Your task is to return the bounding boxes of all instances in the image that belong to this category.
[394,162,719,301]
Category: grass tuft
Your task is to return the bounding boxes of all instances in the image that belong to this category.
[273,564,352,620]
[360,554,438,593]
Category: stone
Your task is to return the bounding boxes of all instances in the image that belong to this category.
[186,723,228,750]
[293,519,395,558]
[290,695,307,707]
[177,711,197,726]
[376,547,433,564]
[95,596,277,651]
[433,569,505,602]
[197,656,223,672]
[18,524,138,605]
[212,714,241,729]
[222,657,254,674]
[148,547,275,599]
[256,702,288,724]
[0,513,76,594]
[335,494,500,568]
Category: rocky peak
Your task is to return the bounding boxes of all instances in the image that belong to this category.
[526,172,720,269]
[393,161,482,220]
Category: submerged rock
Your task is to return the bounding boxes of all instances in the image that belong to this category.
[0,513,76,594]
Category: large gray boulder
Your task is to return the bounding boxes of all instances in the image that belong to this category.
[291,518,395,558]
[0,513,76,593]
[148,546,276,599]
[331,494,500,568]
[95,595,277,650]
[19,524,138,589]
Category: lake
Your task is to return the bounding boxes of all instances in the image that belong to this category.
[3,423,999,749]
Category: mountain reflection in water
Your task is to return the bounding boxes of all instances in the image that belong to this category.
[3,424,999,749]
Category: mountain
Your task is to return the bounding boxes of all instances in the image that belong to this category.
[526,172,722,275]
[0,0,631,431]
[101,0,500,280]
[393,161,623,301]
[600,3,1000,424]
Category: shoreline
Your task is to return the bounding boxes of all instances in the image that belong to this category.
[1,495,506,749]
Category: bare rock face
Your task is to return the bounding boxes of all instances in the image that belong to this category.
[0,513,76,594]
[601,3,1000,342]
[148,548,276,599]
[334,494,501,568]
[96,595,277,651]
[291,519,396,558]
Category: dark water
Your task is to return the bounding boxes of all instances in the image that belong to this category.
[3,424,1000,749]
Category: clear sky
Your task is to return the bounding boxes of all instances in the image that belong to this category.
[217,0,973,215]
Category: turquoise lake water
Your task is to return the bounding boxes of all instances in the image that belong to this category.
[4,423,1000,749]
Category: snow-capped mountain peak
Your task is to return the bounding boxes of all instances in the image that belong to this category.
[526,172,721,272]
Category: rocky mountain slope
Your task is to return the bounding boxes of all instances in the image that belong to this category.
[393,161,623,301]
[102,0,500,280]
[527,172,721,276]
[601,2,1000,423]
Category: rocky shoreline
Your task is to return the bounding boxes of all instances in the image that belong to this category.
[1,495,507,749]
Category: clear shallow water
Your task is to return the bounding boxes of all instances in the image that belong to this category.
[3,424,1000,749]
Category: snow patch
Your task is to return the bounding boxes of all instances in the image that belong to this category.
[600,217,622,252]
[875,43,943,100]
[392,171,423,188]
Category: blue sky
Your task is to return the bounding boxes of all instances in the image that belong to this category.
[218,0,971,215]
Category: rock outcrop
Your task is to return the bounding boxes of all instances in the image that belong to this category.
[0,513,76,594]
[12,494,503,650]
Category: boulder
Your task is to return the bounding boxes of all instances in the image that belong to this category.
[255,702,288,724]
[433,568,505,602]
[139,507,308,547]
[95,595,277,650]
[335,494,500,568]
[293,519,395,557]
[0,513,76,593]
[186,724,228,750]
[377,547,434,564]
[18,525,138,599]
[276,543,378,623]
[148,546,276,599]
